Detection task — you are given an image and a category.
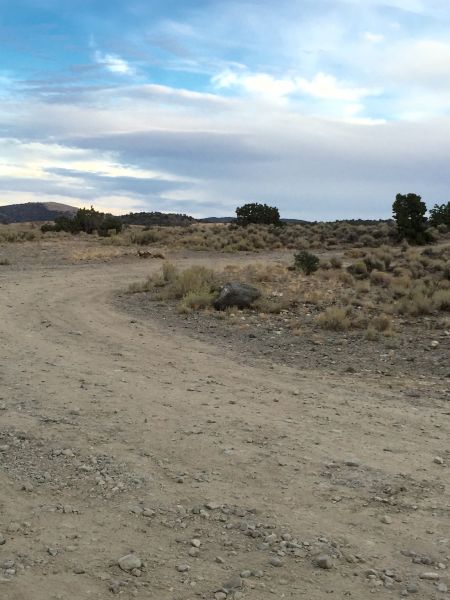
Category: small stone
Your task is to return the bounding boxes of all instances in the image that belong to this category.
[268,556,283,567]
[131,568,142,577]
[315,554,333,570]
[215,556,225,564]
[0,535,5,546]
[21,482,34,492]
[191,539,201,548]
[381,515,392,524]
[430,340,439,348]
[176,564,191,573]
[434,457,445,465]
[344,459,360,467]
[118,554,142,572]
[109,580,121,594]
[406,582,419,593]
[419,572,440,580]
[205,502,221,510]
[221,575,242,592]
[437,583,448,593]
[73,567,85,574]
[240,570,252,578]
[47,547,58,556]
[215,593,227,600]
[188,548,199,557]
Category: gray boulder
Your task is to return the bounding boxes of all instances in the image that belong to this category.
[214,282,261,310]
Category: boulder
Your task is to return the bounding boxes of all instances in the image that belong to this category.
[214,282,261,310]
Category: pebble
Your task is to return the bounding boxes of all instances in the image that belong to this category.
[191,539,201,548]
[176,564,191,573]
[221,575,242,592]
[438,583,448,593]
[381,515,392,524]
[21,482,34,492]
[434,457,445,465]
[315,554,333,569]
[344,459,360,467]
[240,570,252,578]
[268,556,283,567]
[215,594,227,600]
[419,572,440,580]
[406,582,419,593]
[118,554,142,572]
[188,548,199,557]
[0,535,5,546]
[205,502,221,510]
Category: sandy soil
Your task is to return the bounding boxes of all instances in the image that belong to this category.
[0,246,449,600]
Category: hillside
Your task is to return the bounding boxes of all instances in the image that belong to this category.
[0,202,78,223]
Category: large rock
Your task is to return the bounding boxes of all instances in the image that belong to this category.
[214,282,261,310]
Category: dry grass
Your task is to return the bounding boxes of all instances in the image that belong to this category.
[126,243,450,343]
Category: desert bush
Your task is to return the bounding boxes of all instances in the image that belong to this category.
[347,260,368,278]
[433,289,450,311]
[370,270,392,287]
[294,251,320,275]
[235,203,282,227]
[316,307,351,331]
[130,229,162,245]
[178,290,215,313]
[396,291,434,316]
[330,255,342,269]
[372,313,393,332]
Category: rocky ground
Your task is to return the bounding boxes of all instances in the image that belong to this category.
[0,241,449,599]
[121,290,449,380]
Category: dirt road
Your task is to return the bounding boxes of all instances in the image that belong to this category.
[0,255,449,599]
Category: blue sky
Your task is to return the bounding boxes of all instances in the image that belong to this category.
[1,0,450,219]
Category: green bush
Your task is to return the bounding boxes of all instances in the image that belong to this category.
[294,251,320,275]
[236,203,282,227]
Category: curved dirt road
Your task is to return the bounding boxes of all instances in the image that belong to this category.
[0,256,449,599]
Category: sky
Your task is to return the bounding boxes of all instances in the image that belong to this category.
[1,0,450,219]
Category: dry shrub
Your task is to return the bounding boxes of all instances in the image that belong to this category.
[372,313,393,332]
[177,290,216,313]
[396,292,434,316]
[337,271,355,285]
[370,270,392,287]
[255,296,291,314]
[390,274,412,298]
[433,289,450,311]
[330,255,342,269]
[316,307,351,331]
[347,261,368,278]
[365,326,380,341]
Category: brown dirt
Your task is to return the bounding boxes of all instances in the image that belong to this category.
[0,242,449,600]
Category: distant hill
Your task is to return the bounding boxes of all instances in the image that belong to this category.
[0,202,78,224]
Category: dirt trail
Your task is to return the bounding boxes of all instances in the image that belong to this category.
[0,258,449,599]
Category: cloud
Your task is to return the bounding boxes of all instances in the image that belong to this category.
[363,32,385,43]
[94,51,135,76]
[2,82,450,220]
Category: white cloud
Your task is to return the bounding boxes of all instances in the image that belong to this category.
[385,40,450,88]
[212,69,379,113]
[296,73,376,102]
[363,32,385,43]
[94,51,135,76]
